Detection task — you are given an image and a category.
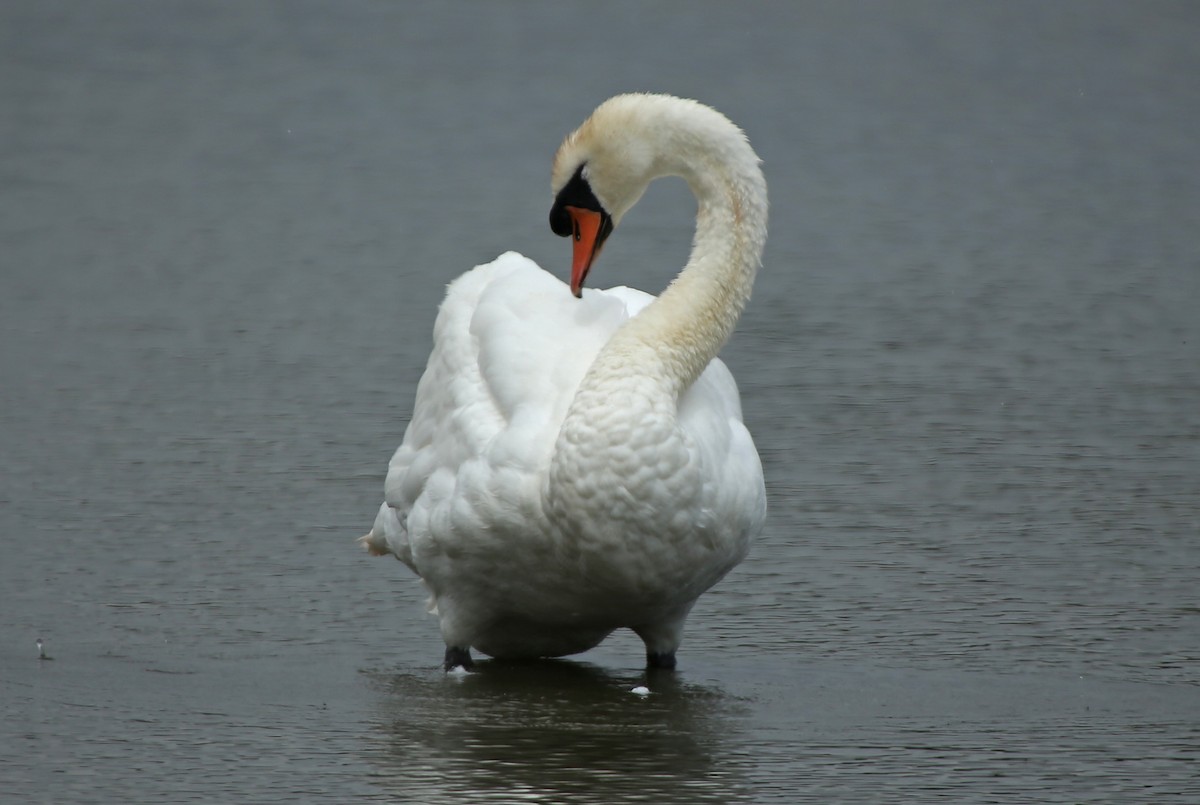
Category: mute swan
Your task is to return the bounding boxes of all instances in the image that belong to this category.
[361,94,768,671]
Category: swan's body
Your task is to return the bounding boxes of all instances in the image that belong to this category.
[362,94,768,670]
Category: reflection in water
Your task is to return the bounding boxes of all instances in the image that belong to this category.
[362,660,752,803]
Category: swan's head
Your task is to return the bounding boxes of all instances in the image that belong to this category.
[549,94,693,297]
[549,162,615,299]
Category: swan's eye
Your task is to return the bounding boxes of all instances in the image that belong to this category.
[550,163,604,239]
[549,202,573,237]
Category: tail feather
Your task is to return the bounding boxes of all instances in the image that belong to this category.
[358,530,391,557]
[359,501,405,558]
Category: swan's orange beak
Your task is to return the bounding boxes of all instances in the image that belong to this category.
[566,206,606,298]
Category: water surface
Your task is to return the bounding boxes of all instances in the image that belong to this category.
[3,2,1198,802]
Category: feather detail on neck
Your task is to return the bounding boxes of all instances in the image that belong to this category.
[547,95,767,539]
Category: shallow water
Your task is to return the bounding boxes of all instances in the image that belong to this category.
[2,2,1198,802]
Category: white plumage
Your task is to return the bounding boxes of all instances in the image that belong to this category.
[362,94,768,670]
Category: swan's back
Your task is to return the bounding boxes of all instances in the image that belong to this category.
[366,252,654,567]
[365,250,760,584]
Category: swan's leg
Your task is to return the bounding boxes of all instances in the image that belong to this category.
[443,645,474,672]
[436,597,475,671]
[634,611,689,671]
[646,650,677,670]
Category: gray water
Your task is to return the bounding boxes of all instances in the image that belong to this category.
[3,2,1198,802]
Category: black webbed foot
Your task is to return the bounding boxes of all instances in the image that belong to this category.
[444,646,475,672]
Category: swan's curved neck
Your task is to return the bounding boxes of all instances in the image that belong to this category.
[587,131,767,398]
[546,114,767,530]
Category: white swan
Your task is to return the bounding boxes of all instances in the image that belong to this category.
[361,94,768,671]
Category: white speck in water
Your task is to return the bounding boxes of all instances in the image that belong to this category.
[630,685,650,696]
